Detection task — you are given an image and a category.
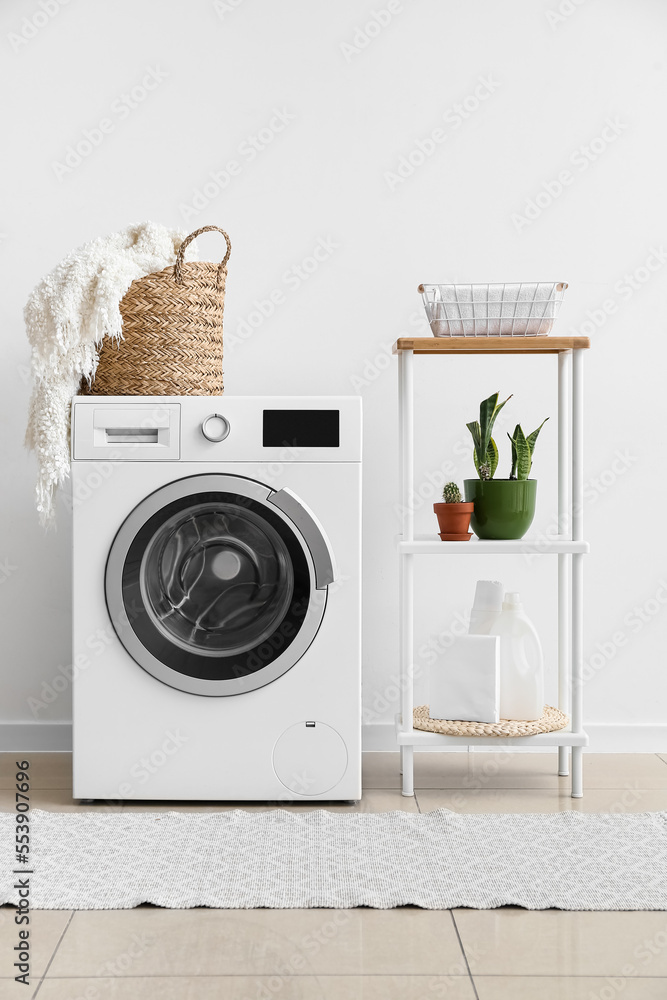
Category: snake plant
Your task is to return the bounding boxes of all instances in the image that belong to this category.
[508,419,548,480]
[466,392,511,480]
[467,392,548,480]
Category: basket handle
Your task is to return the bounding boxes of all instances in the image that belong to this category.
[174,225,232,286]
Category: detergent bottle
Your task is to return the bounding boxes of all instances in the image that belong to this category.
[468,579,504,635]
[488,592,544,721]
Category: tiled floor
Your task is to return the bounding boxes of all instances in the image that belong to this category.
[1,751,666,999]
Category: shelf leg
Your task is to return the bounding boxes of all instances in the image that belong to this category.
[399,348,414,542]
[571,552,585,797]
[398,350,415,789]
[557,350,572,778]
[572,746,583,798]
[557,552,570,777]
[399,552,414,771]
[399,745,404,775]
[571,348,585,798]
[401,745,414,797]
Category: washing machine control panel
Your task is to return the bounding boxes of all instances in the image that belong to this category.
[72,396,361,463]
[201,413,230,442]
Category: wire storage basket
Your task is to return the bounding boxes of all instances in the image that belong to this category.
[418,281,568,337]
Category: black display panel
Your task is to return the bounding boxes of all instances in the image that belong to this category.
[263,410,340,448]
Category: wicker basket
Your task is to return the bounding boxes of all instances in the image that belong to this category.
[82,225,232,396]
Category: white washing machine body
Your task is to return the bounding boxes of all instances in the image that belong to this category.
[71,396,362,801]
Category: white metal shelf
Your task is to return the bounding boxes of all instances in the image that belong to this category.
[394,338,590,799]
[398,535,589,555]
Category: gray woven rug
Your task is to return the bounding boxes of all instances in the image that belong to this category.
[1,809,666,910]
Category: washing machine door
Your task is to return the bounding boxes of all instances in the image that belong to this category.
[105,475,335,696]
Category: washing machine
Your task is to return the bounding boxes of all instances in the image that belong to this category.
[71,396,361,801]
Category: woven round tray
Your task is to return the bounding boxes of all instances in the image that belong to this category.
[413,704,568,738]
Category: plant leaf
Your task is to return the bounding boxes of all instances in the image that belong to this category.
[508,424,520,479]
[479,393,499,455]
[479,392,512,459]
[526,417,549,457]
[466,420,484,473]
[487,437,499,478]
[510,424,532,480]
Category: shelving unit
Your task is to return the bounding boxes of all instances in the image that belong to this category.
[394,335,591,798]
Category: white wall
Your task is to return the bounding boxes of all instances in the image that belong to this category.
[1,0,666,749]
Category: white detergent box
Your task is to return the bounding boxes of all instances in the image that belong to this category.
[429,635,500,723]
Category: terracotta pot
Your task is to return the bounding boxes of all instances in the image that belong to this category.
[433,501,474,541]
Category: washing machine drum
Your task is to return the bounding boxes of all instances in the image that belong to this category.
[105,475,334,696]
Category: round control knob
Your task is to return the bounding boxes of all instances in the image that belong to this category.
[201,413,230,443]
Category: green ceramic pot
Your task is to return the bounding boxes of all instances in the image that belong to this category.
[464,479,538,540]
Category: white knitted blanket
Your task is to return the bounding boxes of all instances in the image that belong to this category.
[24,222,194,525]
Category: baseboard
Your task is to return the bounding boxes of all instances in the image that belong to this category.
[0,722,72,752]
[362,723,667,753]
[1,722,666,754]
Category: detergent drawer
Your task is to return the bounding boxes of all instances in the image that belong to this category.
[72,402,180,460]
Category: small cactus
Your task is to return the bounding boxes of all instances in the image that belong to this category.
[442,481,462,504]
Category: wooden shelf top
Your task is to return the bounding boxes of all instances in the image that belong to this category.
[393,336,590,355]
